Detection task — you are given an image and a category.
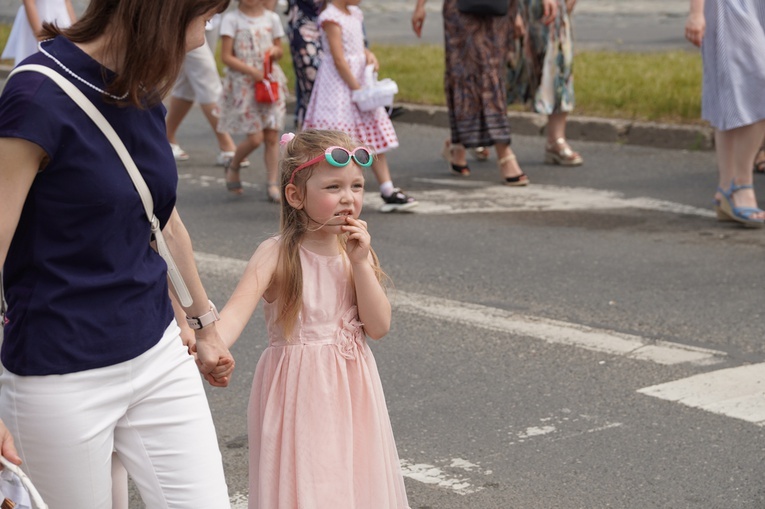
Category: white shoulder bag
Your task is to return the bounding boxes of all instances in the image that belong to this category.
[2,64,193,310]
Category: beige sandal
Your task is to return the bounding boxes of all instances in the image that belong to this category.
[545,137,583,167]
[499,154,529,187]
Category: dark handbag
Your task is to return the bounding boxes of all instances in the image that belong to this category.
[254,50,279,103]
[456,0,509,16]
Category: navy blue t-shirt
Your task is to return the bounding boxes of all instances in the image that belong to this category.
[0,37,176,375]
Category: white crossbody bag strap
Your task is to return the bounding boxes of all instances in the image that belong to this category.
[8,64,193,307]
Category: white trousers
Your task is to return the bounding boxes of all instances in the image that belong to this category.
[0,321,231,508]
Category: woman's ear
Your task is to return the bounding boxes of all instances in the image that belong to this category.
[284,183,304,209]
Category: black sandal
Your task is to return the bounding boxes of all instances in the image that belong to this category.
[441,140,471,177]
[754,144,765,174]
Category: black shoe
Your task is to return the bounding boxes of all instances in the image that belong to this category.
[379,188,419,213]
[387,106,405,120]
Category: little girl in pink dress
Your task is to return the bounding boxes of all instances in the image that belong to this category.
[218,129,411,508]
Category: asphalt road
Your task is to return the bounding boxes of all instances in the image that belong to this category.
[148,106,765,508]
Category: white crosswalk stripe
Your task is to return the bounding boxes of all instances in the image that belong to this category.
[638,363,765,426]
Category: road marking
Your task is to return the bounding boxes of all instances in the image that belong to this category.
[638,363,765,426]
[180,173,713,219]
[230,492,247,508]
[369,180,715,218]
[399,458,491,495]
[392,291,724,366]
[194,253,724,366]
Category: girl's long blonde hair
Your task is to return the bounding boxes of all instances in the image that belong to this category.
[276,129,386,337]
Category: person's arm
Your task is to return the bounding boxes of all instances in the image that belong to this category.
[170,291,197,356]
[217,238,280,349]
[0,138,44,276]
[685,0,705,47]
[161,208,234,387]
[0,138,44,465]
[64,0,77,24]
[565,0,576,15]
[270,36,284,61]
[21,0,41,34]
[220,35,264,81]
[412,0,427,38]
[342,218,390,340]
[324,21,361,90]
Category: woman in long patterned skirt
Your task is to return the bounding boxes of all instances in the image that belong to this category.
[413,0,557,185]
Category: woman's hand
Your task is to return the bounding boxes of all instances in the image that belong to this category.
[0,420,21,466]
[194,325,235,387]
[542,0,558,24]
[514,13,526,39]
[412,4,426,38]
[685,12,705,47]
[342,216,372,265]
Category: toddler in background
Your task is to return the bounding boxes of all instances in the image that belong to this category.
[217,0,287,202]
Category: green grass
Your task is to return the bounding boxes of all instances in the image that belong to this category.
[0,23,11,67]
[2,23,702,125]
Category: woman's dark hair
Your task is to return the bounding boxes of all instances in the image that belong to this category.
[40,0,230,107]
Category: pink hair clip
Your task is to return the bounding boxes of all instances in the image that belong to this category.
[280,132,296,146]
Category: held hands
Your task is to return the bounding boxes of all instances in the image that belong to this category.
[685,12,705,47]
[194,325,235,387]
[342,216,372,265]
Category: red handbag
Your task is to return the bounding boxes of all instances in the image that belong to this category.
[255,51,279,104]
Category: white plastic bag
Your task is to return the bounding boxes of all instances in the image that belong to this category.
[0,456,47,509]
[351,65,398,112]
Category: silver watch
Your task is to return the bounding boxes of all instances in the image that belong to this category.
[185,300,220,330]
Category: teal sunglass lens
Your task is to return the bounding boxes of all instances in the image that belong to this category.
[353,149,372,166]
[329,148,351,166]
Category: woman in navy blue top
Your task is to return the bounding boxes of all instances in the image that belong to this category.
[0,0,235,507]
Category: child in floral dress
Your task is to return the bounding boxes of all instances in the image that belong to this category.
[218,0,287,202]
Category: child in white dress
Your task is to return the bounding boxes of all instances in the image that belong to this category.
[303,0,418,213]
[217,129,411,508]
[217,0,287,202]
[1,0,76,64]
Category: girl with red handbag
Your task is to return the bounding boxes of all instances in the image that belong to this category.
[218,0,287,201]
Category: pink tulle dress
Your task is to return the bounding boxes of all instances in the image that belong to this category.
[247,244,410,509]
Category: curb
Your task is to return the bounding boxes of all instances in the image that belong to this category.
[0,64,713,151]
[394,103,714,152]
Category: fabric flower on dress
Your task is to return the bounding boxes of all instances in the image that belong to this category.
[336,306,365,360]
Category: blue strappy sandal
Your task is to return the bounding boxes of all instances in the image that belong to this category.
[718,181,765,228]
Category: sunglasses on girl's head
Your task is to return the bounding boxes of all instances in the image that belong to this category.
[289,146,374,184]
